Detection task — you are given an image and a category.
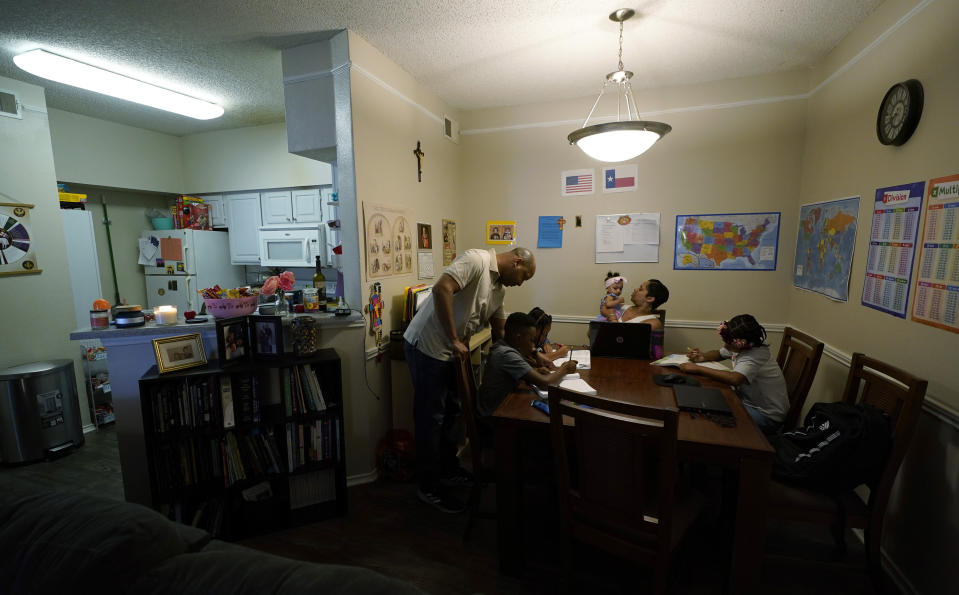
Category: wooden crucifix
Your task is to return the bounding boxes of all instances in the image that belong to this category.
[413,141,424,182]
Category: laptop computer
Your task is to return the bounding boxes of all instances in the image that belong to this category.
[673,384,733,415]
[588,321,652,359]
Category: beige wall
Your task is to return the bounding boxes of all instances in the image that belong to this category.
[181,123,333,193]
[47,108,184,193]
[343,31,464,469]
[0,77,90,428]
[349,32,464,340]
[790,0,959,411]
[65,185,173,309]
[461,72,808,330]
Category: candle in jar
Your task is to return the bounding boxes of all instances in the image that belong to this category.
[155,305,178,325]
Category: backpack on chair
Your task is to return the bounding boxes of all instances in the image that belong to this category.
[771,402,891,493]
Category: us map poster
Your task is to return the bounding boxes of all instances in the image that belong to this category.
[674,212,780,270]
[911,173,959,333]
[861,181,924,318]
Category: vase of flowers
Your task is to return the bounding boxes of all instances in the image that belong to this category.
[260,270,295,317]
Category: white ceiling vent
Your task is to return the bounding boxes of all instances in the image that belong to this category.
[0,90,22,119]
[444,115,460,144]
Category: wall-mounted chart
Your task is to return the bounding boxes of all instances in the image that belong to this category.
[674,212,780,270]
[911,173,959,333]
[862,181,924,318]
[363,202,414,279]
[0,201,42,276]
[793,196,860,301]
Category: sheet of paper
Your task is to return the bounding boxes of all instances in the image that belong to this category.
[138,238,158,265]
[417,251,434,279]
[537,215,564,248]
[651,353,730,371]
[559,378,598,395]
[626,215,660,244]
[596,219,624,252]
[569,349,591,370]
[160,237,182,261]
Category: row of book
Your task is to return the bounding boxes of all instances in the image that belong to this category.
[284,364,329,415]
[148,377,222,433]
[148,375,266,433]
[152,429,283,490]
[289,469,336,510]
[284,419,340,472]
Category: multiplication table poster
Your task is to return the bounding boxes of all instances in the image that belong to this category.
[911,173,959,333]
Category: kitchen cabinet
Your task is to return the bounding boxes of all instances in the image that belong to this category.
[226,192,262,264]
[261,188,321,226]
[201,194,227,228]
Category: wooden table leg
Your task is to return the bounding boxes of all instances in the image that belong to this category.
[728,455,772,594]
[495,421,523,576]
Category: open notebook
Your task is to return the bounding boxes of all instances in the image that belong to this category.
[652,353,731,371]
[533,373,598,399]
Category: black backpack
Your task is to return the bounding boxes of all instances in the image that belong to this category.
[771,402,891,493]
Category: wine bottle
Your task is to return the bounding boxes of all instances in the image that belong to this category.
[312,256,327,312]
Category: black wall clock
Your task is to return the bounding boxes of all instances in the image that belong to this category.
[876,79,923,146]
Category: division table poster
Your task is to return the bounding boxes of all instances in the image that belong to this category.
[861,181,924,318]
[911,173,959,333]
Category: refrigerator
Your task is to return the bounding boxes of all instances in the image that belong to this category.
[140,229,245,312]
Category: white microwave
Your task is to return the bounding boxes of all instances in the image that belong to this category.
[259,226,324,267]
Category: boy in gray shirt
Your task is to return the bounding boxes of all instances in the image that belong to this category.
[476,312,577,441]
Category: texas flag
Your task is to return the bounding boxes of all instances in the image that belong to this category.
[603,164,638,193]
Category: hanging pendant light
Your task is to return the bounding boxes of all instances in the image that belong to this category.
[568,8,670,162]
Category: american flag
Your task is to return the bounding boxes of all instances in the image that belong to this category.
[562,169,595,196]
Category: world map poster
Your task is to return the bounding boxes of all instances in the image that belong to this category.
[674,212,780,270]
[793,197,860,301]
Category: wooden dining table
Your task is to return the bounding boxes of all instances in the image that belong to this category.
[492,356,774,594]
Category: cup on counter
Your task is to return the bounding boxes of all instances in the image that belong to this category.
[90,310,110,329]
[155,305,178,325]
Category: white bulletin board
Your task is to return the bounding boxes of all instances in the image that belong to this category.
[595,213,660,264]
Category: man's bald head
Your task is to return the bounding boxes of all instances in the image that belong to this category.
[497,247,536,287]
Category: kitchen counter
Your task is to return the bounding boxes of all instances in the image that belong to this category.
[69,311,364,340]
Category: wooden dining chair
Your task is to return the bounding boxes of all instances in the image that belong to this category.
[652,308,667,326]
[547,386,703,594]
[775,326,825,430]
[767,353,927,587]
[453,355,495,541]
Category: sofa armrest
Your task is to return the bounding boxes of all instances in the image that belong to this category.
[127,547,427,595]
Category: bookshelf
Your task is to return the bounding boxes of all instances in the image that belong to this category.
[137,348,346,540]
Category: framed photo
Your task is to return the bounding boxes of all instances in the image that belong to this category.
[486,220,516,245]
[152,333,207,374]
[250,315,283,358]
[416,222,432,250]
[216,316,250,366]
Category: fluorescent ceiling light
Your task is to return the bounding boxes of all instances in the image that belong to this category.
[13,49,223,120]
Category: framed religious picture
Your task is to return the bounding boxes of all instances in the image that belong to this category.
[486,220,516,245]
[0,201,42,276]
[152,333,207,374]
[216,316,250,367]
[250,315,283,359]
[416,223,432,250]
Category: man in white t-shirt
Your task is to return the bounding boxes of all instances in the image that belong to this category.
[404,247,536,513]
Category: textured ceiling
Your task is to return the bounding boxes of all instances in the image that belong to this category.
[0,0,884,137]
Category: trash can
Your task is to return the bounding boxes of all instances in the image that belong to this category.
[0,359,84,464]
